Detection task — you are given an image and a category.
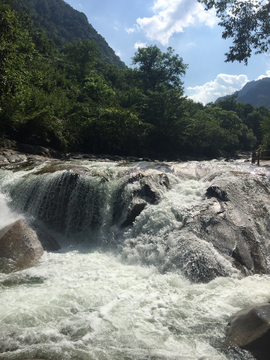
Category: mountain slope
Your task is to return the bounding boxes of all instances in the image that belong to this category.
[237,78,270,109]
[216,77,270,109]
[17,0,126,69]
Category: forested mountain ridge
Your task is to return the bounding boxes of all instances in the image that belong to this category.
[2,1,270,159]
[237,78,270,109]
[15,0,126,69]
[216,77,270,109]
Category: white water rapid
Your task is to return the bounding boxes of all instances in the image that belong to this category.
[0,159,270,360]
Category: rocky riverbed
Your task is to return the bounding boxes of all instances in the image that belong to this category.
[1,142,270,360]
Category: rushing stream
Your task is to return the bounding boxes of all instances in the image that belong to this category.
[0,159,270,360]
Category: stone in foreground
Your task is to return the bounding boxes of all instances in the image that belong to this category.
[0,220,44,273]
[226,302,270,360]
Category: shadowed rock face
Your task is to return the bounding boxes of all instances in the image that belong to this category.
[31,222,61,251]
[226,303,270,360]
[0,220,44,273]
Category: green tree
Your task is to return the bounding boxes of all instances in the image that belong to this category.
[198,0,270,64]
[63,38,101,81]
[82,74,115,105]
[205,107,256,151]
[183,110,227,156]
[259,111,270,149]
[0,3,36,96]
[132,45,187,92]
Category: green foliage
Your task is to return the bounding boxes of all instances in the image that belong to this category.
[0,3,36,96]
[13,0,126,69]
[82,75,115,105]
[2,3,270,159]
[63,39,101,81]
[132,45,187,92]
[198,0,270,64]
[260,112,270,149]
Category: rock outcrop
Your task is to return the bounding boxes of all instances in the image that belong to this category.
[113,172,171,226]
[122,167,270,282]
[226,302,270,360]
[2,159,270,283]
[188,175,270,278]
[0,220,44,273]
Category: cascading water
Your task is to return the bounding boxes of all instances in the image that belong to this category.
[0,159,270,360]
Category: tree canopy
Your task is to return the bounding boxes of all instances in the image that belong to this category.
[1,2,270,159]
[198,0,270,64]
[10,0,126,68]
[132,45,187,92]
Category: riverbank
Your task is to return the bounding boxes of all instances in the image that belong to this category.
[0,140,255,167]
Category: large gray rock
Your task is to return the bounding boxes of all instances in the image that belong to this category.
[122,170,270,282]
[185,175,270,278]
[226,302,270,360]
[0,220,44,273]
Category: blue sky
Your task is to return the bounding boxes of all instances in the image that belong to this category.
[65,0,270,104]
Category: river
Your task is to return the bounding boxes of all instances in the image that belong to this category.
[0,159,269,360]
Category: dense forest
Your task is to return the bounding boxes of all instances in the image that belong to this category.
[13,0,126,69]
[1,1,270,159]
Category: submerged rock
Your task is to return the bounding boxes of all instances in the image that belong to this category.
[0,220,44,273]
[226,303,270,360]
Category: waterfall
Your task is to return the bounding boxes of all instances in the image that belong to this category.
[0,159,269,359]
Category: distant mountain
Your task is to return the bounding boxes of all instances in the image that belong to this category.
[17,0,126,69]
[216,77,270,109]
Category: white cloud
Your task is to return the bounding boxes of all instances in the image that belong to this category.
[134,42,148,49]
[187,74,249,104]
[125,25,140,34]
[136,0,217,45]
[256,70,270,80]
[126,27,136,34]
[187,42,197,48]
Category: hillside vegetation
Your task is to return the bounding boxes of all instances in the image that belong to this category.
[1,1,270,158]
[13,0,126,69]
[216,78,270,110]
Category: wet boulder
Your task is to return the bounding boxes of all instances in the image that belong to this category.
[184,174,270,279]
[122,199,147,227]
[206,185,229,201]
[0,220,44,273]
[114,172,171,226]
[226,302,270,360]
[128,172,171,204]
[31,223,61,251]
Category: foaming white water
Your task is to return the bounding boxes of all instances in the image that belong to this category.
[0,193,23,229]
[0,159,270,359]
[0,248,269,360]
